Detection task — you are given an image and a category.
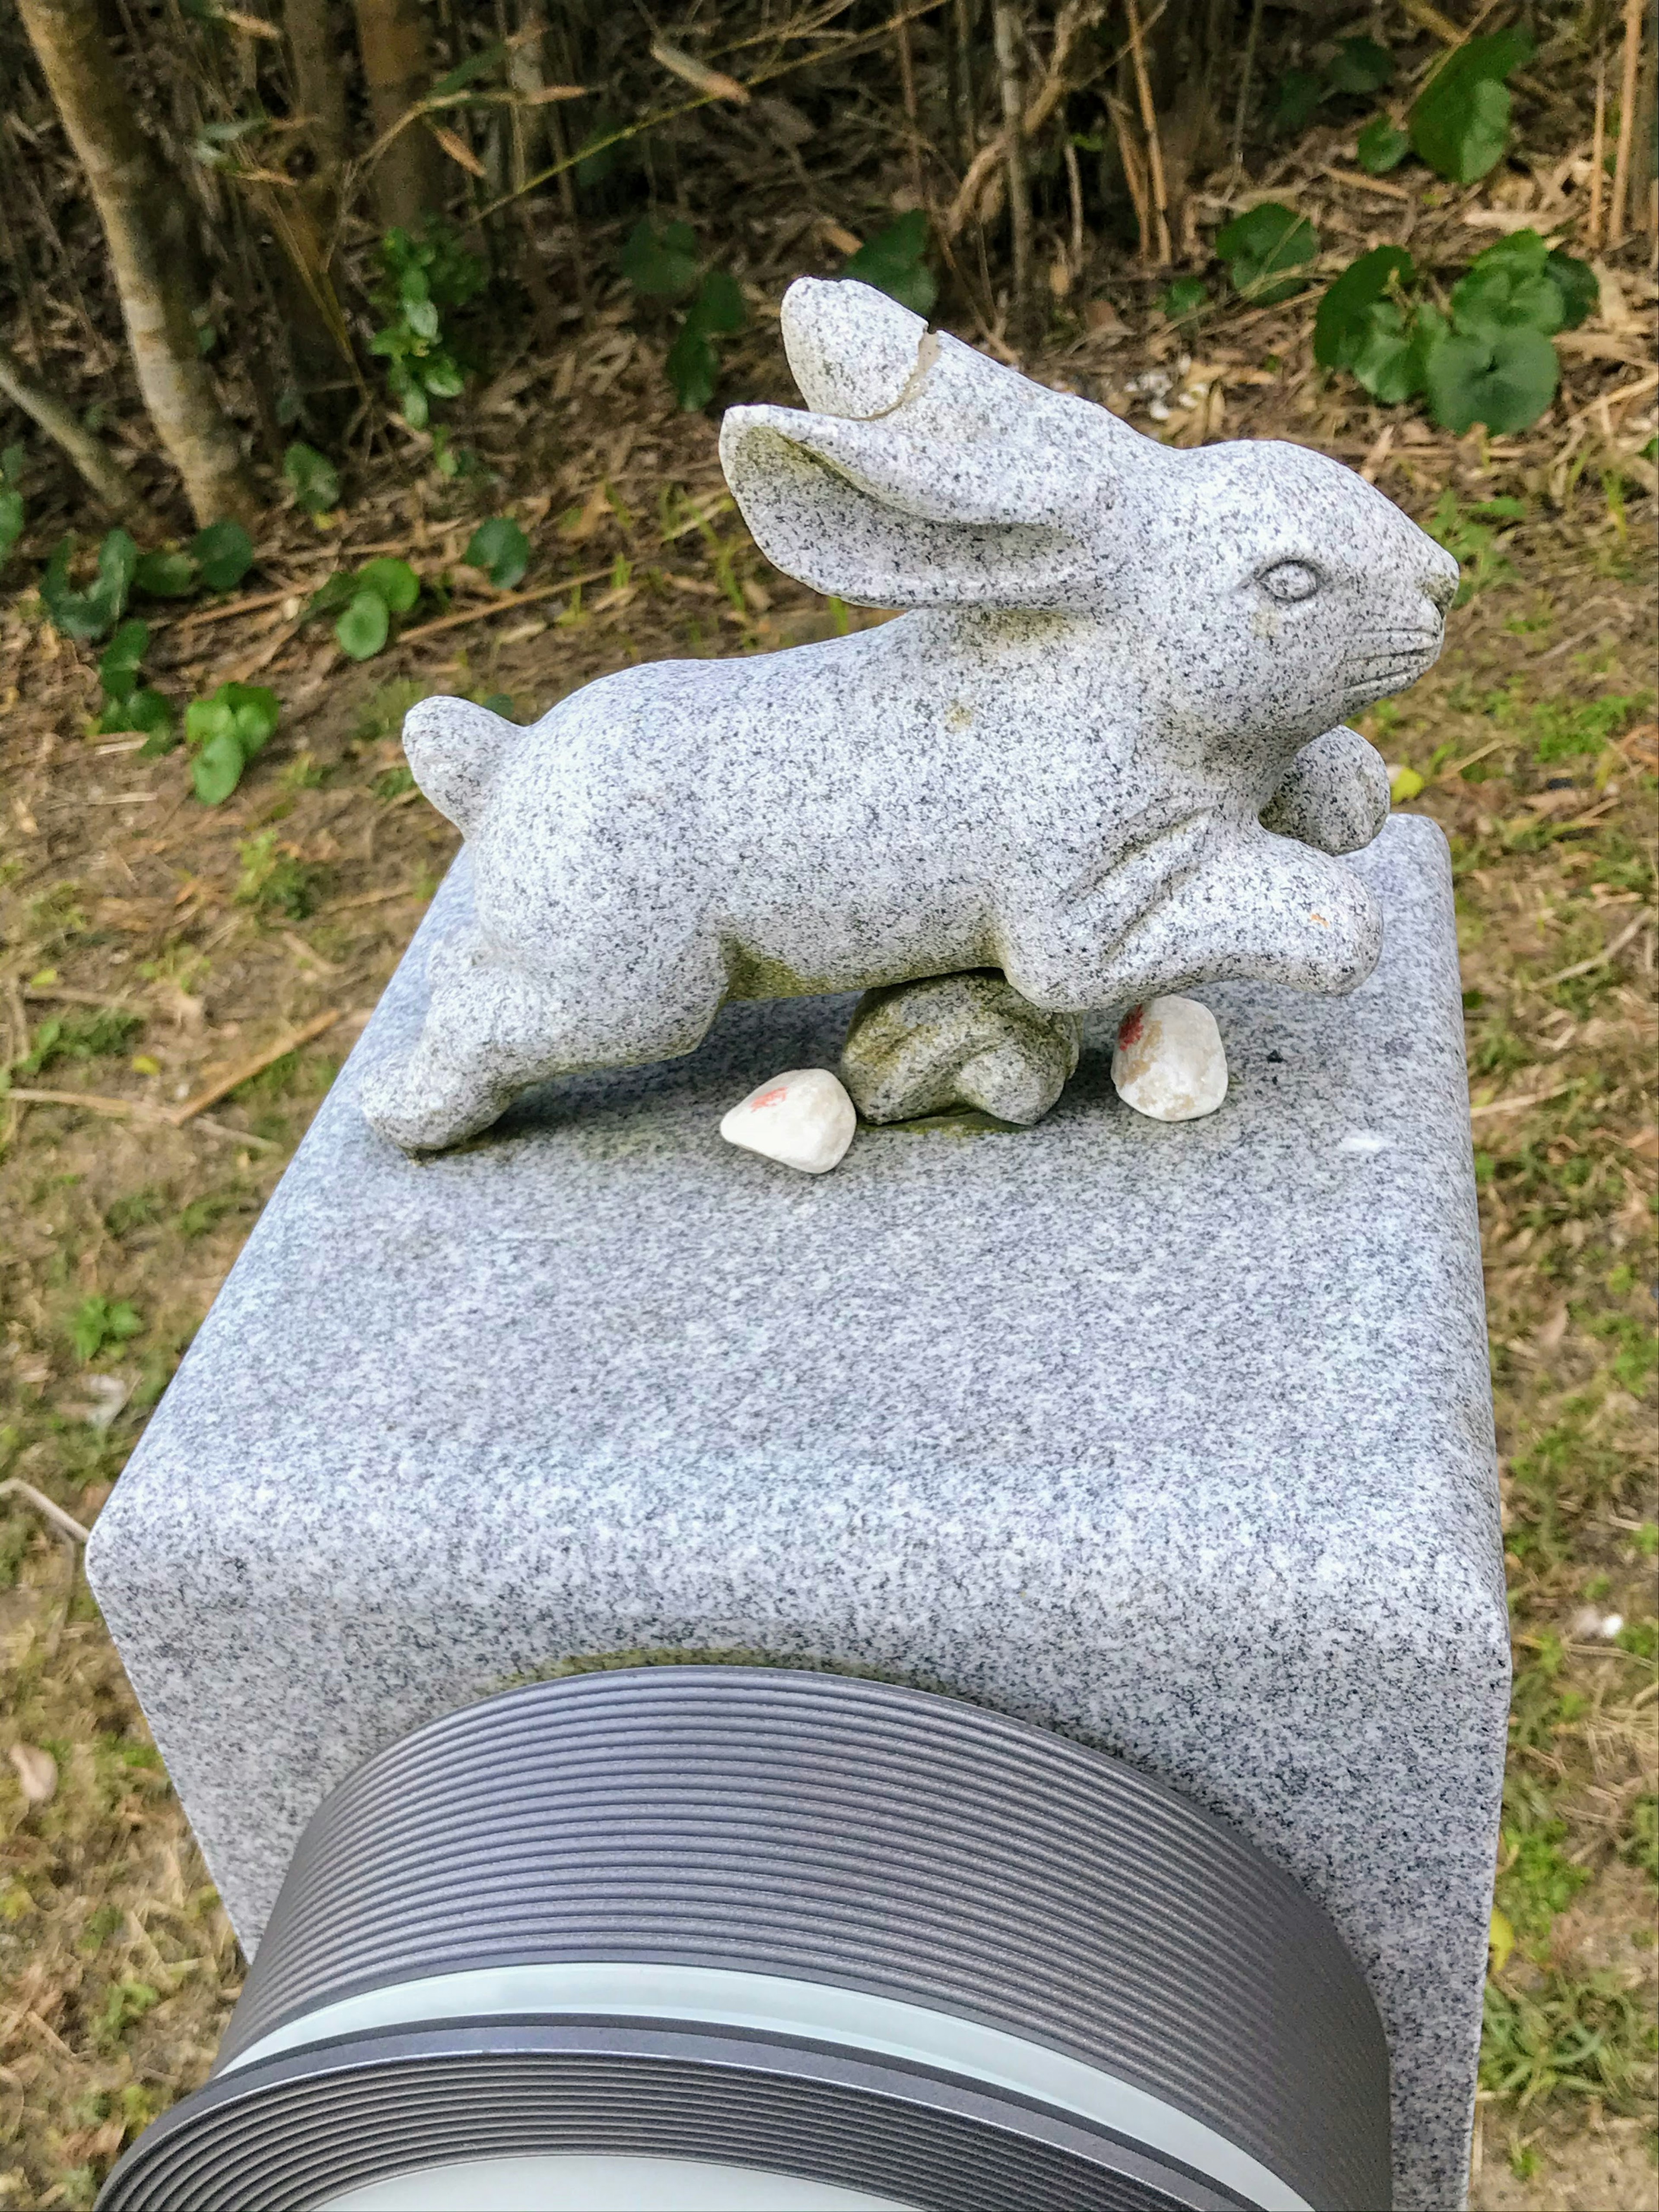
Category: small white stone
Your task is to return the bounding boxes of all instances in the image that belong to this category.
[1111,997,1228,1123]
[720,1068,856,1175]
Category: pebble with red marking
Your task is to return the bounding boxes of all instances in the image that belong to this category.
[719,1068,858,1174]
[1111,997,1229,1123]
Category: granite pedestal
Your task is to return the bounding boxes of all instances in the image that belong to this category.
[88,813,1507,2211]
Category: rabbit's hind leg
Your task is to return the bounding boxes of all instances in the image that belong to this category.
[360,926,725,1153]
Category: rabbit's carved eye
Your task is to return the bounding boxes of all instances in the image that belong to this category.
[1260,560,1321,604]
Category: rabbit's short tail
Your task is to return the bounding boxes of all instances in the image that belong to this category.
[401,695,522,835]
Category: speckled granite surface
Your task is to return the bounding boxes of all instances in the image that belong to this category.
[89,813,1505,2210]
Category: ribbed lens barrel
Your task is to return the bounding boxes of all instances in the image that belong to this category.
[98,1667,1391,2212]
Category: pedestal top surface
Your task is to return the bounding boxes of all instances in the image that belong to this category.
[89,814,1506,2210]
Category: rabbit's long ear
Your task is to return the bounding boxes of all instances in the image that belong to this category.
[721,283,1161,610]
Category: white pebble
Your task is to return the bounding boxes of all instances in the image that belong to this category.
[720,1068,856,1175]
[1111,996,1228,1123]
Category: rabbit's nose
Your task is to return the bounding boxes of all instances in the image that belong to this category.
[1422,563,1458,616]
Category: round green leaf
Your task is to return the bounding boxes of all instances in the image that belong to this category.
[464,518,530,590]
[404,297,440,341]
[391,366,429,428]
[620,217,701,300]
[184,694,235,748]
[133,549,198,597]
[1356,117,1410,174]
[191,728,246,805]
[843,212,938,317]
[1409,30,1531,184]
[191,520,254,592]
[336,589,391,660]
[421,356,465,399]
[685,268,747,338]
[1314,245,1416,369]
[1327,36,1393,95]
[1422,323,1559,436]
[0,486,22,565]
[283,442,341,515]
[126,690,175,748]
[1160,275,1209,321]
[665,324,720,413]
[1271,70,1325,135]
[1351,302,1422,405]
[1216,202,1319,304]
[1451,258,1564,341]
[1545,251,1598,331]
[97,618,149,705]
[224,682,280,755]
[356,557,420,615]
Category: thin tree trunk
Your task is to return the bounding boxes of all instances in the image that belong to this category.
[0,341,145,521]
[992,0,1033,354]
[280,0,358,432]
[353,0,443,232]
[16,0,256,527]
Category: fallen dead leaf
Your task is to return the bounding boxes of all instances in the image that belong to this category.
[9,1745,57,1805]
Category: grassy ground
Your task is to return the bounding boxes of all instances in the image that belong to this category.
[1,277,1655,2203]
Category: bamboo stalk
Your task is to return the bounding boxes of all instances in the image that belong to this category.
[1609,0,1643,245]
[992,0,1034,352]
[1231,0,1264,173]
[896,13,924,204]
[1123,0,1170,264]
[1589,51,1607,250]
[1107,91,1152,264]
[1063,133,1085,270]
[951,0,977,169]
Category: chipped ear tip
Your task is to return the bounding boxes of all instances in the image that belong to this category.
[782,276,931,420]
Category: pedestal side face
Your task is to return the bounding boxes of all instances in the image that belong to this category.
[89,817,1506,2211]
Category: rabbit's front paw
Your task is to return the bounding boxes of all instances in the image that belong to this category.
[1261,725,1390,856]
[840,971,1081,1127]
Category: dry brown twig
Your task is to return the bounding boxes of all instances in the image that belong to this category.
[0,1480,92,1546]
[945,0,1104,237]
[168,1007,344,1125]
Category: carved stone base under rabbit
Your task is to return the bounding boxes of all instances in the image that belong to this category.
[361,274,1459,1156]
[840,972,1082,1127]
[1111,997,1229,1123]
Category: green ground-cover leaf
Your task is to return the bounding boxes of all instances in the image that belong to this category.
[464,518,530,589]
[621,218,701,299]
[133,549,197,597]
[1215,203,1318,304]
[1423,324,1559,437]
[283,442,340,515]
[191,520,254,592]
[183,681,280,803]
[337,591,391,659]
[1409,29,1532,183]
[1356,116,1409,172]
[1160,275,1208,321]
[40,530,137,642]
[96,620,149,706]
[1327,35,1393,94]
[843,211,937,316]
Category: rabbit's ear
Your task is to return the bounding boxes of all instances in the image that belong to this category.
[721,320,1159,609]
[780,277,929,418]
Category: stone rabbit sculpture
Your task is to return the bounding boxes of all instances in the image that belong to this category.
[362,277,1459,1153]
